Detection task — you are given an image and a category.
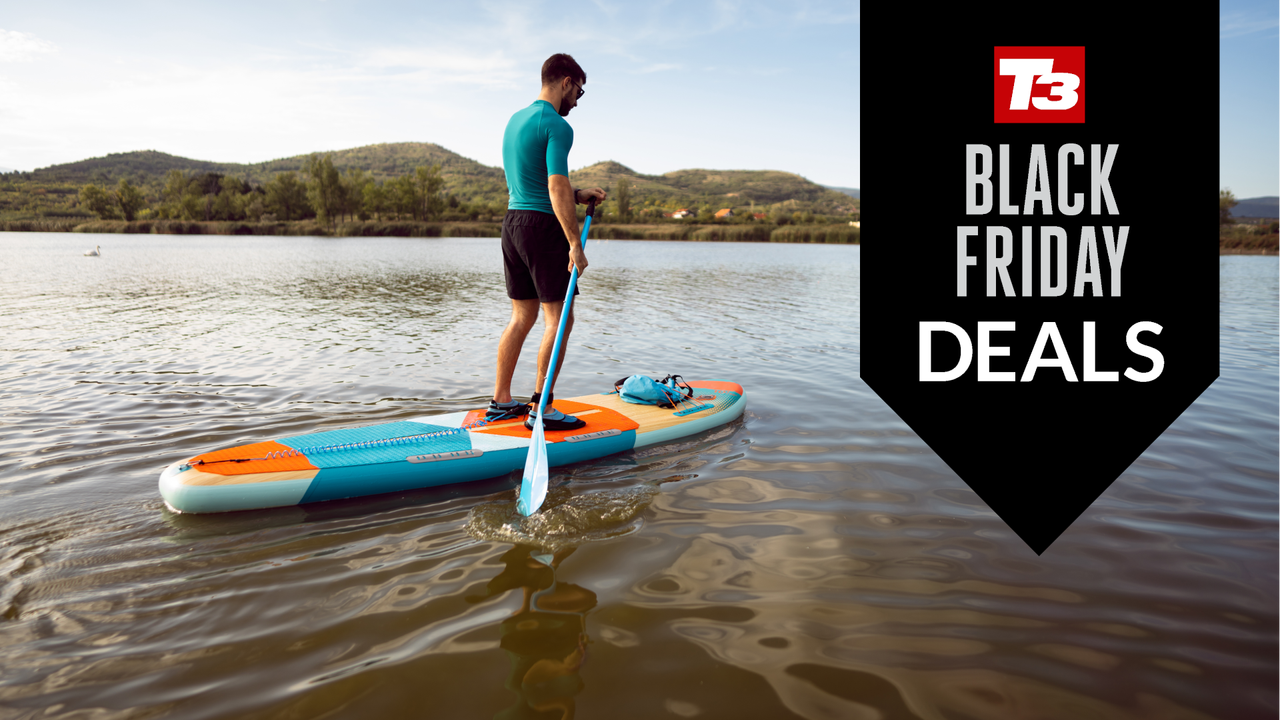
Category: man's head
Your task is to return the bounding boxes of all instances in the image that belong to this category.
[541,53,586,117]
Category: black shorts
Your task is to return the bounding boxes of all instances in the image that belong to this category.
[501,210,579,302]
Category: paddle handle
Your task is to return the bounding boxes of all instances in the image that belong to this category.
[535,198,595,417]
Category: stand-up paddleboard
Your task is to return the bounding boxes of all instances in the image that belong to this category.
[159,380,745,514]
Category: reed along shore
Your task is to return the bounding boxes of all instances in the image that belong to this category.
[1,219,861,243]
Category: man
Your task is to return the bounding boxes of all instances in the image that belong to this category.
[488,53,606,431]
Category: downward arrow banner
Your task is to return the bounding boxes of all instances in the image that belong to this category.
[859,9,1220,554]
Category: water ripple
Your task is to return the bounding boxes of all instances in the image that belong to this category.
[0,236,1272,719]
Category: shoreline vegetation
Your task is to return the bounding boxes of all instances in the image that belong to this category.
[1219,190,1278,254]
[0,146,862,246]
[0,218,860,243]
[1218,223,1278,255]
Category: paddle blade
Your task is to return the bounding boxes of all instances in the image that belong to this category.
[517,420,549,516]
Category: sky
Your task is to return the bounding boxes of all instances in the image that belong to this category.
[0,2,1275,197]
[1219,0,1280,199]
[0,1,861,188]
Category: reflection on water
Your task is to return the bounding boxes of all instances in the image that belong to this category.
[467,546,594,720]
[0,234,1274,719]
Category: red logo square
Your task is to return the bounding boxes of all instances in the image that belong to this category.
[994,46,1085,123]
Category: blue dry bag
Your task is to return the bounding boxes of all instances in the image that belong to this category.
[614,374,694,408]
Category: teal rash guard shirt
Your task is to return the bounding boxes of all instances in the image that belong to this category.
[502,100,573,214]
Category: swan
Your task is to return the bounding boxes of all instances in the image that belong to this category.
[84,245,100,257]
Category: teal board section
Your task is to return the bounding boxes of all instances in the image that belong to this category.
[687,388,740,415]
[297,429,636,505]
[544,429,635,468]
[300,447,527,503]
[280,421,469,468]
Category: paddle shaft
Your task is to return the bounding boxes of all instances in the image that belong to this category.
[534,198,594,418]
[517,199,593,516]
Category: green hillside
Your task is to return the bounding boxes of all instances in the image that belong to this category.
[245,142,495,178]
[568,161,859,216]
[240,143,508,202]
[29,150,224,185]
[27,143,508,205]
[4,143,859,222]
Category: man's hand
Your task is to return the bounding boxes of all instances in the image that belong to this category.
[568,244,588,275]
[567,187,603,273]
[574,187,607,204]
[569,187,602,274]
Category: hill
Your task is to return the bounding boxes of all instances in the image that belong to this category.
[27,144,510,205]
[239,143,506,201]
[13,144,859,218]
[825,185,860,199]
[29,150,225,185]
[1231,196,1279,219]
[568,161,859,215]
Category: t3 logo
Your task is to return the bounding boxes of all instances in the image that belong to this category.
[994,46,1085,123]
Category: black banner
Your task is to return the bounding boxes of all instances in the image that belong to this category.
[860,8,1220,553]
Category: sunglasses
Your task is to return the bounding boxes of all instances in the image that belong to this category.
[569,79,585,100]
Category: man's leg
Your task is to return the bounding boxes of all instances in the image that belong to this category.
[493,298,541,403]
[534,301,574,397]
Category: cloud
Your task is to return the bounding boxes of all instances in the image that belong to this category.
[787,0,861,26]
[0,4,860,184]
[1220,11,1279,39]
[0,29,57,63]
[355,46,523,88]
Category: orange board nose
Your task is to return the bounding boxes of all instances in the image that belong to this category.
[189,441,319,476]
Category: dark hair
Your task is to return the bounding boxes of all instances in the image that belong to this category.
[541,53,585,87]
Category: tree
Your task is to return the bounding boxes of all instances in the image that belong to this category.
[244,192,266,222]
[115,179,147,221]
[415,164,444,220]
[363,181,387,221]
[305,154,342,226]
[158,170,200,220]
[265,171,309,221]
[79,184,119,220]
[194,173,225,196]
[1220,188,1238,226]
[213,175,245,220]
[389,175,417,219]
[343,168,373,222]
[616,178,632,223]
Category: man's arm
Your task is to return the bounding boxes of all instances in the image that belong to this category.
[549,174,588,275]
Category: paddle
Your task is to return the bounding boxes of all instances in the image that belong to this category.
[517,197,596,517]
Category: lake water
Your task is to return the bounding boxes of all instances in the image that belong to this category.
[0,233,1275,719]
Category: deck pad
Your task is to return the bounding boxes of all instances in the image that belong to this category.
[465,399,639,442]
